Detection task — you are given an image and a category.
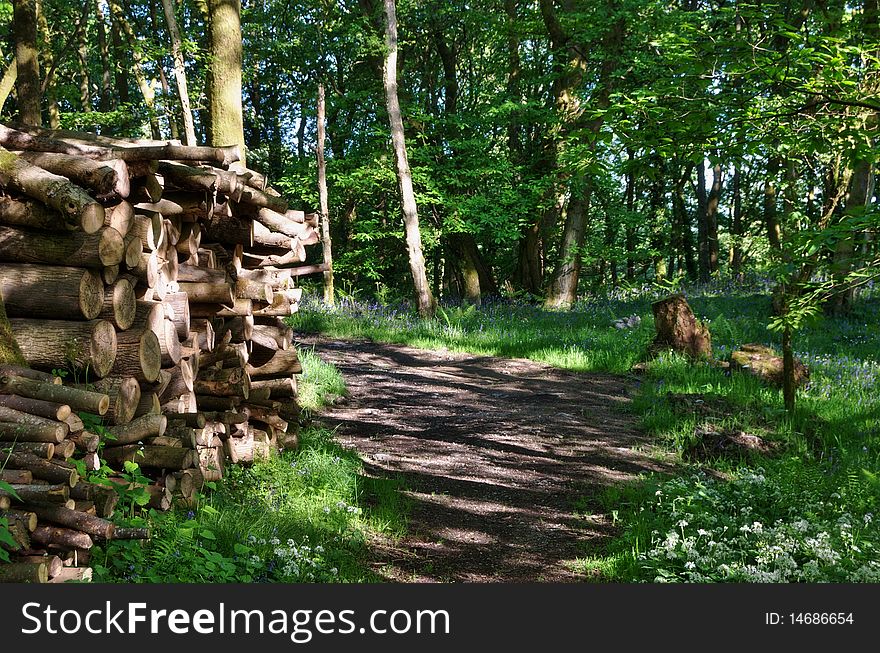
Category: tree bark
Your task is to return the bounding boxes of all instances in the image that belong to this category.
[0,264,105,320]
[0,374,108,414]
[0,147,105,233]
[0,225,124,269]
[9,318,117,379]
[207,0,245,165]
[382,0,435,318]
[13,0,41,126]
[317,83,334,305]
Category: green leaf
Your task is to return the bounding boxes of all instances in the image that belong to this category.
[199,529,216,541]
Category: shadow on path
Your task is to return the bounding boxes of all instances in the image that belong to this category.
[300,337,672,582]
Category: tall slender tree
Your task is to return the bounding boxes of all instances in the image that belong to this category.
[382,0,435,318]
[207,0,246,165]
[12,0,41,126]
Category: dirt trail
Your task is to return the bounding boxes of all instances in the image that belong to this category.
[301,337,670,582]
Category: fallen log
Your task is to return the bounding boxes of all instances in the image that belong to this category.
[106,413,168,446]
[109,329,162,383]
[28,504,115,540]
[31,524,93,550]
[17,151,130,199]
[99,277,137,330]
[101,444,193,470]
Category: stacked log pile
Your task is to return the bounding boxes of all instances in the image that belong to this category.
[0,124,321,582]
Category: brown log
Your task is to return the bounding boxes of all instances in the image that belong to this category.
[0,365,60,384]
[235,277,273,302]
[109,329,161,383]
[130,250,161,289]
[0,124,108,157]
[111,143,241,166]
[3,483,69,504]
[196,436,225,482]
[83,452,100,472]
[249,377,297,398]
[133,390,161,418]
[132,212,164,251]
[252,221,294,249]
[278,430,299,451]
[207,167,244,200]
[132,299,164,334]
[218,315,253,343]
[69,430,100,453]
[101,444,193,470]
[0,195,76,231]
[112,527,149,540]
[0,146,105,233]
[87,376,141,426]
[275,262,330,277]
[0,394,70,421]
[10,319,116,378]
[99,277,136,331]
[0,375,109,414]
[253,207,315,238]
[104,201,134,237]
[3,451,78,486]
[194,373,250,399]
[156,319,182,366]
[130,172,163,203]
[123,231,143,268]
[47,567,93,583]
[247,348,301,377]
[147,484,173,511]
[0,515,29,550]
[234,265,292,286]
[191,319,215,352]
[162,192,212,221]
[68,482,118,518]
[157,161,217,193]
[28,503,115,540]
[177,281,234,305]
[31,524,93,550]
[163,291,191,340]
[0,405,68,443]
[1,441,54,459]
[18,151,130,198]
[145,434,189,449]
[15,555,63,578]
[135,199,185,219]
[191,298,252,318]
[177,223,201,256]
[0,562,47,583]
[0,264,104,320]
[202,209,253,247]
[52,439,76,459]
[4,510,38,531]
[103,265,120,285]
[238,184,288,213]
[251,322,293,351]
[0,469,32,484]
[0,225,125,268]
[198,341,248,369]
[194,394,238,411]
[161,358,194,401]
[63,413,84,434]
[178,264,226,284]
[106,413,167,445]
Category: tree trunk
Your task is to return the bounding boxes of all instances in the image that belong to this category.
[545,193,589,308]
[161,0,197,146]
[317,84,334,305]
[108,1,161,139]
[13,0,41,126]
[207,0,245,165]
[764,155,782,250]
[696,160,709,282]
[731,165,744,273]
[35,0,59,129]
[706,160,723,276]
[382,0,435,318]
[95,0,112,111]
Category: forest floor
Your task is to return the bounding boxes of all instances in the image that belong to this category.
[299,336,673,582]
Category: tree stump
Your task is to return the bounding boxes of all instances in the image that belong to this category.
[649,294,712,359]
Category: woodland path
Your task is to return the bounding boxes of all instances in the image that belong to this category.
[300,337,671,582]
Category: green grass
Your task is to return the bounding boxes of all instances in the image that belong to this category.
[91,345,408,583]
[290,285,880,582]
